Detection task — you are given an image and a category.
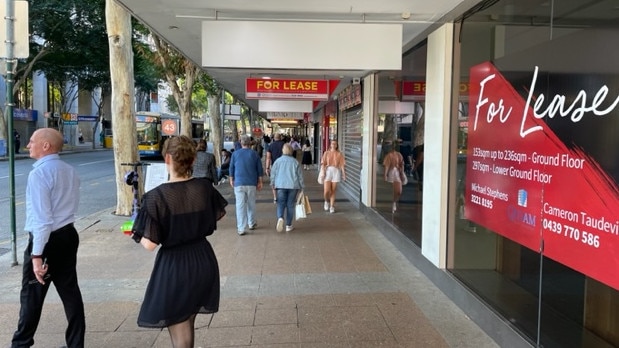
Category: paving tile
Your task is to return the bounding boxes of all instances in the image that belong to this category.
[219,296,257,310]
[255,308,298,326]
[299,322,347,342]
[343,321,395,342]
[331,293,376,307]
[298,306,347,324]
[295,294,337,308]
[101,330,161,348]
[300,342,350,348]
[203,326,253,347]
[251,324,300,345]
[257,296,297,309]
[210,309,255,327]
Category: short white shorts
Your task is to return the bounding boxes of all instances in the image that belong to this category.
[324,166,342,183]
[385,167,401,183]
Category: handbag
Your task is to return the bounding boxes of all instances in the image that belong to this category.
[400,169,408,186]
[317,166,325,184]
[295,191,307,220]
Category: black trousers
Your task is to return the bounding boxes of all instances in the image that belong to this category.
[12,224,86,348]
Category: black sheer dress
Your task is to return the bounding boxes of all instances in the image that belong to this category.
[132,178,227,328]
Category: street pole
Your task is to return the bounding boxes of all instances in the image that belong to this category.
[5,0,18,266]
[220,88,225,144]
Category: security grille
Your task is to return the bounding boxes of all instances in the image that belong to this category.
[340,107,363,204]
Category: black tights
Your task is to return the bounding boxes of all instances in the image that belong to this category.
[167,314,197,348]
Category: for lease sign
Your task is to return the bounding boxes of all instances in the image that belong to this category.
[246,78,329,100]
[465,61,619,290]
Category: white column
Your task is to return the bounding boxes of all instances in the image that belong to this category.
[32,72,47,128]
[421,23,454,268]
[361,73,378,206]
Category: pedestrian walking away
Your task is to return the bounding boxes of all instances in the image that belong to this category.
[383,146,405,213]
[301,139,313,170]
[13,129,21,154]
[229,134,264,235]
[270,143,304,232]
[11,128,86,348]
[130,135,228,348]
[265,133,285,204]
[193,139,218,185]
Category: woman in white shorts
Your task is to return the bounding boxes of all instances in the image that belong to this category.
[383,147,405,213]
[320,140,346,213]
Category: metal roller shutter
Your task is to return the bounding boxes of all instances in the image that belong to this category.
[340,107,363,204]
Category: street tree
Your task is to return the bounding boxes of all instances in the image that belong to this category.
[106,0,138,216]
[197,73,225,165]
[0,0,106,141]
[133,27,199,137]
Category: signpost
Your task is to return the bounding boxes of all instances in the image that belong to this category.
[2,0,29,266]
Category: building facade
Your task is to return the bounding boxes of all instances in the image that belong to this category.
[315,1,619,347]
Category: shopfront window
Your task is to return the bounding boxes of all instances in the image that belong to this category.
[374,42,427,245]
[450,1,619,347]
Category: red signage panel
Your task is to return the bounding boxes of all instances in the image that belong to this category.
[465,61,619,290]
[246,78,329,100]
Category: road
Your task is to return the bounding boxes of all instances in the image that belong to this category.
[0,151,129,247]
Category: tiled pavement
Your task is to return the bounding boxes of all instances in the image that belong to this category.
[0,164,498,348]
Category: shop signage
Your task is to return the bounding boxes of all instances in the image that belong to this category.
[465,61,619,290]
[61,113,78,125]
[14,108,37,121]
[78,115,99,121]
[400,81,470,100]
[246,78,329,100]
[337,84,362,111]
[266,112,304,120]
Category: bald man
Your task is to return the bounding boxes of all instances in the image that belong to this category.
[12,128,85,348]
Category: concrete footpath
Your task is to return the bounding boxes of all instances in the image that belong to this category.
[0,148,498,348]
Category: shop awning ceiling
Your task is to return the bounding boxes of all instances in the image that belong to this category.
[116,0,478,113]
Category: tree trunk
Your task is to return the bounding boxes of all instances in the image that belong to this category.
[106,0,138,216]
[178,64,199,137]
[207,95,222,165]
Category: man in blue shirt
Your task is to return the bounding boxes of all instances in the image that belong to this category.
[229,135,264,235]
[12,128,85,348]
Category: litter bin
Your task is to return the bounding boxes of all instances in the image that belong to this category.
[104,136,113,148]
[0,139,5,156]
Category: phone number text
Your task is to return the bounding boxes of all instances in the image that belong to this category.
[543,218,600,248]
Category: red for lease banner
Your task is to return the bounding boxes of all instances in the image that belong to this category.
[246,78,329,100]
[465,61,619,290]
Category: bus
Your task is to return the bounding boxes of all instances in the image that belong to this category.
[136,112,208,157]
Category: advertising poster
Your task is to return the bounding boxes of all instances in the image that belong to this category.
[465,61,619,290]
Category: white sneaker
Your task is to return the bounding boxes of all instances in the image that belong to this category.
[329,206,335,214]
[324,201,329,211]
[285,225,294,232]
[276,218,284,232]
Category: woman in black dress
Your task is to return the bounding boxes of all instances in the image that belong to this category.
[301,139,313,170]
[131,135,227,348]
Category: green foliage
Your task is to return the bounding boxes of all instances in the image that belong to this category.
[28,0,109,90]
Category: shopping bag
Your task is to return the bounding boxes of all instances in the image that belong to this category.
[400,169,408,186]
[317,166,325,184]
[304,195,312,214]
[295,193,307,220]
